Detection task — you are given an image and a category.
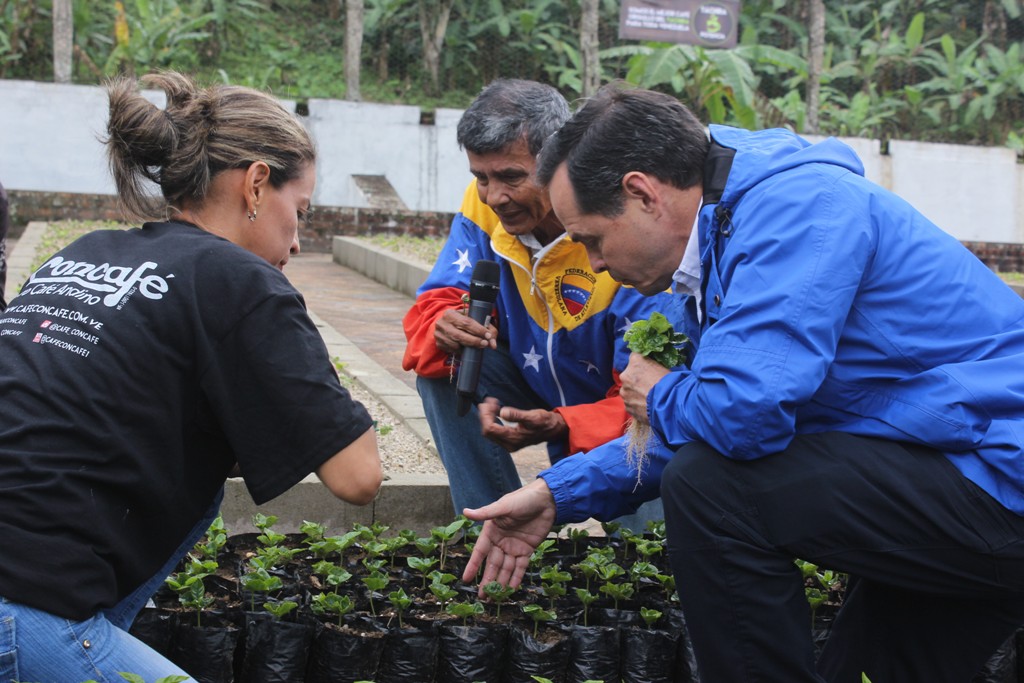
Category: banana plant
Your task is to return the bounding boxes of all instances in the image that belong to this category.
[103,0,217,76]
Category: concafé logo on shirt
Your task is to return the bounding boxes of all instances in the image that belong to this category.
[25,255,173,307]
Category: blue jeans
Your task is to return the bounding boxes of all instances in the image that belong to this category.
[0,596,197,683]
[419,344,664,530]
[0,490,223,682]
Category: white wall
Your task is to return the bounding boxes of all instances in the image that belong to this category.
[0,80,123,195]
[0,79,1021,241]
[306,98,466,210]
[889,140,1020,244]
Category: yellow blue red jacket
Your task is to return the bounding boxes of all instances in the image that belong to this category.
[403,182,686,458]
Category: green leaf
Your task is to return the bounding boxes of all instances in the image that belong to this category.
[361,570,390,592]
[707,49,758,112]
[429,581,458,602]
[740,44,808,77]
[522,603,556,622]
[445,600,485,622]
[115,676,189,683]
[483,580,515,602]
[640,605,662,627]
[310,591,354,619]
[634,44,690,88]
[408,555,439,572]
[905,13,924,52]
[623,313,689,368]
[263,599,299,620]
[941,34,956,65]
[388,587,413,610]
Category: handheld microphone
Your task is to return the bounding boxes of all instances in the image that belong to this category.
[456,259,500,416]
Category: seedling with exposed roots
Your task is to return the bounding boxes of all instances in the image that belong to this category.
[622,312,689,483]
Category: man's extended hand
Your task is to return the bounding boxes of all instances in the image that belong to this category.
[620,352,671,424]
[433,307,498,355]
[478,397,568,451]
[461,479,558,595]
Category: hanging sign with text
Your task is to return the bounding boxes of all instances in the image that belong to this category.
[619,0,741,48]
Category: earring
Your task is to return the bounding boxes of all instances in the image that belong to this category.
[247,209,257,222]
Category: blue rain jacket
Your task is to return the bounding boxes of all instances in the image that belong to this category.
[542,124,1024,522]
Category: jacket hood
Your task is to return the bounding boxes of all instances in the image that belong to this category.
[708,124,865,206]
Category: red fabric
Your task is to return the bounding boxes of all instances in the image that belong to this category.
[402,286,467,378]
[405,287,631,454]
[553,371,630,454]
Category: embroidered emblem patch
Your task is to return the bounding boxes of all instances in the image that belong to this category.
[556,268,597,319]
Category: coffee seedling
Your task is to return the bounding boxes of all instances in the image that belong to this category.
[622,312,689,479]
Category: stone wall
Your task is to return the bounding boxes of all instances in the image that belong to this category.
[962,241,1024,274]
[6,190,124,224]
[10,189,1024,273]
[305,204,455,252]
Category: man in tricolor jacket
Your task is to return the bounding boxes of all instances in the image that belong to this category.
[403,79,685,520]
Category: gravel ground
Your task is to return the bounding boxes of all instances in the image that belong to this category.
[340,235,448,478]
[336,347,447,479]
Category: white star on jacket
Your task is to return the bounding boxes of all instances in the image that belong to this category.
[452,249,472,273]
[580,359,600,374]
[522,346,543,372]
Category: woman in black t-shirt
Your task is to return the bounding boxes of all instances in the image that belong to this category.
[0,72,382,683]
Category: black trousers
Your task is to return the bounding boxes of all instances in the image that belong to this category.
[660,432,1024,683]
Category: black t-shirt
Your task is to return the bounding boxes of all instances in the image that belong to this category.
[0,221,373,619]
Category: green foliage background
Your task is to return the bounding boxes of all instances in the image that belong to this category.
[1,0,1022,148]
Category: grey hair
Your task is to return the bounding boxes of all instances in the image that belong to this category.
[456,79,570,156]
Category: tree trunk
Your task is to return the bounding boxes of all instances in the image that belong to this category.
[417,0,455,97]
[982,0,1008,47]
[805,0,825,134]
[345,0,364,101]
[377,37,390,82]
[52,0,73,83]
[580,0,600,97]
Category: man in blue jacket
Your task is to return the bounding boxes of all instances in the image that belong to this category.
[462,84,1024,682]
